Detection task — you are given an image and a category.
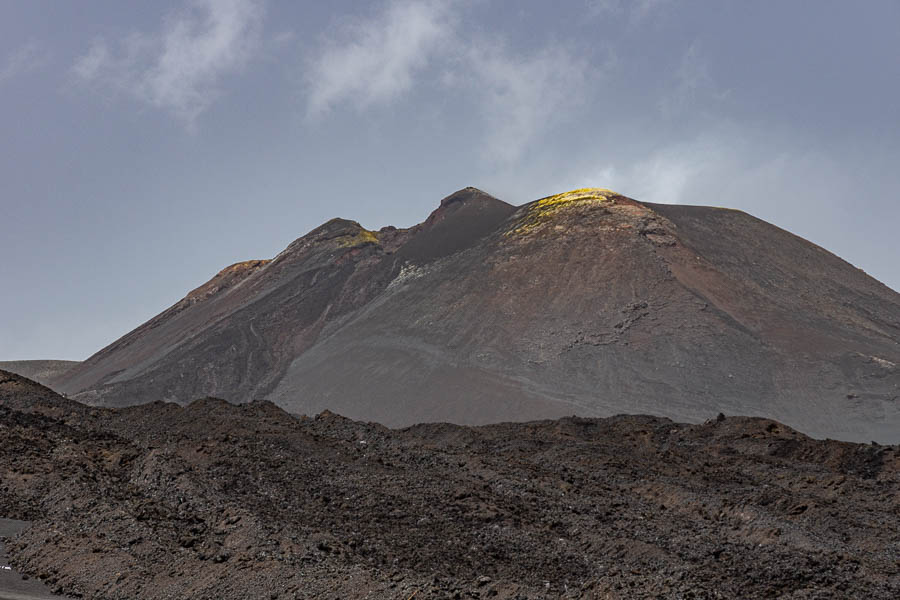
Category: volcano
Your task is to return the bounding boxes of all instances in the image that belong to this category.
[51,188,900,442]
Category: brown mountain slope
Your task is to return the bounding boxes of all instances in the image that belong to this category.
[53,188,900,442]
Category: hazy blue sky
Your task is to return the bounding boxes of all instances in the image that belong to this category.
[2,0,899,360]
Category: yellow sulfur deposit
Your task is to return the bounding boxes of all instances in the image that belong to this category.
[507,188,617,236]
[339,228,380,248]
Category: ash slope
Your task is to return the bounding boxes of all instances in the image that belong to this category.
[2,371,899,599]
[54,188,900,442]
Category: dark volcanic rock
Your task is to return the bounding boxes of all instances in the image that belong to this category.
[1,372,899,598]
[52,188,900,442]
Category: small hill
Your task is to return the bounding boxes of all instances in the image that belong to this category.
[0,360,80,387]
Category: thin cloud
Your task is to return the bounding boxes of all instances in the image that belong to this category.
[587,0,672,23]
[303,0,454,118]
[0,41,50,85]
[659,41,729,118]
[564,131,746,205]
[302,1,600,164]
[72,0,264,127]
[464,42,594,164]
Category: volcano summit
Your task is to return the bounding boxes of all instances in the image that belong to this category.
[51,188,900,442]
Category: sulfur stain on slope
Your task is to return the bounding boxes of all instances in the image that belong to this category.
[184,259,270,304]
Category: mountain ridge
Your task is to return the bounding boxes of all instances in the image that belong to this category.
[51,187,900,442]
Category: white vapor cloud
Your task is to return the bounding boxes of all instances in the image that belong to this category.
[568,127,865,220]
[303,0,454,117]
[72,0,264,127]
[0,41,50,85]
[575,136,726,205]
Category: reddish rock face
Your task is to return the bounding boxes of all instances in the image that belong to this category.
[52,188,900,442]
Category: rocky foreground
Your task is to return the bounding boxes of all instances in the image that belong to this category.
[1,371,899,599]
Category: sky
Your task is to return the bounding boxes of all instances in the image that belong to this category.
[1,0,899,361]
